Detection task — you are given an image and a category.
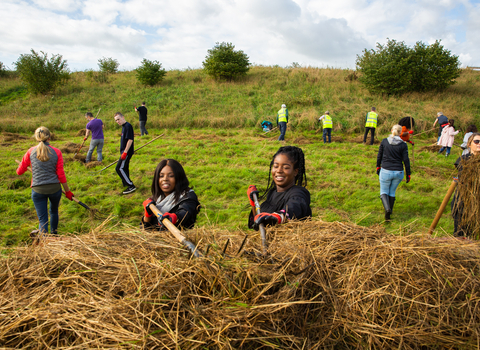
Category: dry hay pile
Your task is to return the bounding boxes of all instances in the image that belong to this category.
[350,135,380,144]
[85,160,103,168]
[2,132,29,142]
[1,220,480,349]
[75,128,86,136]
[420,144,441,153]
[59,142,80,154]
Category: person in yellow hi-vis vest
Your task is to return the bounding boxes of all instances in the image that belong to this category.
[277,104,289,141]
[318,111,333,143]
[363,107,378,145]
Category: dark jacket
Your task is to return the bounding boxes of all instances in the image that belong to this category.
[377,136,411,176]
[248,185,311,228]
[136,106,148,122]
[144,190,201,230]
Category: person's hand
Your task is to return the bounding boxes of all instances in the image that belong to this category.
[376,167,381,176]
[160,212,178,226]
[406,175,411,183]
[65,191,74,201]
[253,212,282,230]
[410,141,415,146]
[247,185,259,207]
[83,137,87,141]
[143,198,155,218]
[408,130,413,134]
[121,152,127,160]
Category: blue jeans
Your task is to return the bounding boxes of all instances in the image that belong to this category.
[379,168,404,197]
[323,128,332,143]
[278,122,287,141]
[438,146,451,155]
[86,139,104,162]
[31,189,62,233]
[139,121,148,136]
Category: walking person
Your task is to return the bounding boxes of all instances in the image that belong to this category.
[363,107,378,145]
[433,112,449,142]
[247,145,311,230]
[141,159,200,230]
[84,112,104,163]
[460,125,478,156]
[376,124,411,221]
[16,126,74,235]
[276,104,289,141]
[114,112,136,194]
[437,119,460,157]
[135,102,148,136]
[318,111,333,143]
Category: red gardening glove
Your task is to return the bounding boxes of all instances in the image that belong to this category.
[408,130,413,134]
[406,175,411,183]
[83,137,87,141]
[160,212,178,226]
[65,191,74,201]
[121,152,127,160]
[247,185,259,207]
[253,212,282,230]
[376,167,381,176]
[143,198,155,218]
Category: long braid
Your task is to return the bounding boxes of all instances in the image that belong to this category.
[260,146,307,200]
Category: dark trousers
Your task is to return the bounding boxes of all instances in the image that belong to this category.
[139,121,148,136]
[364,127,375,145]
[115,154,134,187]
[323,128,332,143]
[278,122,287,141]
[31,189,62,233]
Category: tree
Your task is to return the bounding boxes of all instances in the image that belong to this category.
[0,61,7,77]
[202,42,250,81]
[14,50,70,94]
[135,59,167,86]
[98,57,119,74]
[356,39,461,95]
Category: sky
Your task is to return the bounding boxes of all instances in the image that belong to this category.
[1,0,479,72]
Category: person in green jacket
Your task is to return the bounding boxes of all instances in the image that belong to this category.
[318,111,333,143]
[277,104,289,141]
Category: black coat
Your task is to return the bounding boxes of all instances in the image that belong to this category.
[376,137,411,176]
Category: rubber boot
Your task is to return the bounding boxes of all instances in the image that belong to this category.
[380,194,392,221]
[388,196,396,219]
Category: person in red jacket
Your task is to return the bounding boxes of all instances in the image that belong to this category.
[16,126,74,235]
[398,116,415,145]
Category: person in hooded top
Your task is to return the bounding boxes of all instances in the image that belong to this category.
[247,145,311,230]
[376,124,411,221]
[142,159,200,230]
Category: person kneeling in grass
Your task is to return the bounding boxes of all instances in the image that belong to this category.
[247,145,311,230]
[141,159,200,230]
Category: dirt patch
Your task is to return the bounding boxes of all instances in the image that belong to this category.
[417,166,443,178]
[59,142,81,154]
[75,129,86,136]
[330,136,344,143]
[85,161,103,168]
[290,136,313,145]
[420,144,441,153]
[2,132,29,142]
[349,135,380,144]
[73,154,86,163]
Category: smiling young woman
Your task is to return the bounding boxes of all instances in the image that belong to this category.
[141,159,200,230]
[247,146,312,230]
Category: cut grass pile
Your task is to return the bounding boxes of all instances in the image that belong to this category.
[1,219,479,349]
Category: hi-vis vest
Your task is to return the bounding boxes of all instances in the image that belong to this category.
[278,108,287,123]
[365,112,378,128]
[322,115,333,129]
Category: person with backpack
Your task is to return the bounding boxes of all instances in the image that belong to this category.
[318,111,333,143]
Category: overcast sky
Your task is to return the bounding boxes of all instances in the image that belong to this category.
[1,0,479,72]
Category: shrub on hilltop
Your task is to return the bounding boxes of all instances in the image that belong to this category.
[98,57,120,74]
[135,59,167,86]
[202,42,250,81]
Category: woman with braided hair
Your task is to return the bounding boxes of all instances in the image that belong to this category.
[16,126,74,235]
[247,146,311,230]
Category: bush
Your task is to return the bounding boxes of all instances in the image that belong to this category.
[202,42,250,81]
[98,57,119,74]
[14,50,70,94]
[0,62,7,77]
[135,59,167,86]
[356,39,461,95]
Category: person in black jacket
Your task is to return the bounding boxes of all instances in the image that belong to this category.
[135,102,148,136]
[376,124,411,221]
[142,159,200,230]
[248,146,311,230]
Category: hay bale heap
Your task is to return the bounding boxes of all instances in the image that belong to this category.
[1,220,479,349]
[455,155,480,238]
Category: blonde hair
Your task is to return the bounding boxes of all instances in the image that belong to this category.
[391,124,402,137]
[34,126,52,162]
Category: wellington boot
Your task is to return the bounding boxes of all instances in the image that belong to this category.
[389,196,396,214]
[380,194,391,221]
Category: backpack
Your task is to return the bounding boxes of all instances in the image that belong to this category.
[261,120,273,132]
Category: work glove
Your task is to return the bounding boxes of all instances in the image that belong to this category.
[453,176,459,183]
[406,175,411,184]
[121,152,127,160]
[410,141,415,146]
[376,167,381,176]
[159,212,178,229]
[253,212,283,230]
[143,198,155,218]
[83,137,87,141]
[247,185,259,207]
[65,191,74,201]
[408,130,413,134]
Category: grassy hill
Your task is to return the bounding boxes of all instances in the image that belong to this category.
[1,66,480,248]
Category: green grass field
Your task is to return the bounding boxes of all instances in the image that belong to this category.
[1,66,479,248]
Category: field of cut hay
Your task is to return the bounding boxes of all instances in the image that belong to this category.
[1,219,479,349]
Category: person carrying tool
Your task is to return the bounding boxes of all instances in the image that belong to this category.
[276,104,289,141]
[451,132,480,238]
[318,111,333,143]
[437,119,460,157]
[114,112,136,194]
[398,116,415,145]
[16,126,74,235]
[84,112,104,163]
[363,107,378,145]
[376,124,411,221]
[141,159,200,230]
[247,146,311,230]
[135,102,148,136]
[433,112,449,142]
